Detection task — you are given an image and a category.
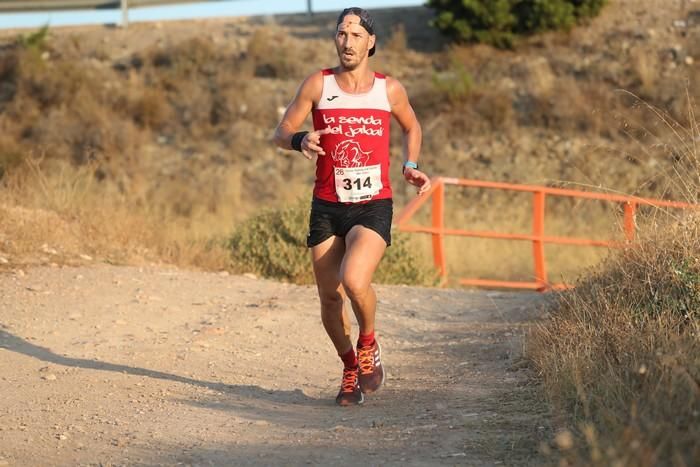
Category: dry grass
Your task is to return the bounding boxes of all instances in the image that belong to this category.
[0,156,431,285]
[0,158,231,271]
[384,23,409,54]
[528,216,700,466]
[527,102,699,465]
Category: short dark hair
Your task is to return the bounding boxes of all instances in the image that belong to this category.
[336,7,376,57]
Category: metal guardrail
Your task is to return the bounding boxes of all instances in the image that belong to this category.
[0,0,314,12]
[0,0,315,27]
[0,1,114,10]
[0,0,229,12]
[396,177,698,291]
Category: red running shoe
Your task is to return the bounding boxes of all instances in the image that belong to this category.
[335,366,364,406]
[357,340,384,393]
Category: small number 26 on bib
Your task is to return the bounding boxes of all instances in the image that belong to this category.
[334,164,383,203]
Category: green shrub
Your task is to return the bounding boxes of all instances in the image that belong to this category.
[17,25,50,51]
[570,0,607,18]
[229,198,313,283]
[428,0,517,48]
[228,198,435,285]
[427,0,608,48]
[513,0,576,33]
[375,231,434,286]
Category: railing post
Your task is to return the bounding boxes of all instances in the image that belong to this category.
[432,181,447,282]
[532,191,548,290]
[623,201,636,242]
[121,0,128,28]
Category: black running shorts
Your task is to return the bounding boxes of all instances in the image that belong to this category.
[307,197,393,248]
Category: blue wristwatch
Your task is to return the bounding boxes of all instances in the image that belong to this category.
[403,161,418,174]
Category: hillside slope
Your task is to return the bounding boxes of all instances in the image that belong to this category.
[0,0,697,281]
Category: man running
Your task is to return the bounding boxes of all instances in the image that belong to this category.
[273,7,430,406]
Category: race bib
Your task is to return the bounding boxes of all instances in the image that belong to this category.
[334,164,383,203]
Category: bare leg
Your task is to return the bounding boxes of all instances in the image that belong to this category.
[311,236,353,355]
[340,226,387,336]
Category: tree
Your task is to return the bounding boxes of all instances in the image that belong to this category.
[427,0,608,48]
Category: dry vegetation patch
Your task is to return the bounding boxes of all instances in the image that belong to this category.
[0,159,231,272]
[527,99,699,465]
[529,214,700,465]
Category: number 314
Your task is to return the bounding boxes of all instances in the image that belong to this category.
[343,177,372,190]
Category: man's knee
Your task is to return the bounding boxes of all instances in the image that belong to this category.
[319,289,344,311]
[341,272,370,300]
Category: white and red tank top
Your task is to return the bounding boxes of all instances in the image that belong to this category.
[312,68,392,203]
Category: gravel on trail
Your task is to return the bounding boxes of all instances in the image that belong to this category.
[0,265,550,466]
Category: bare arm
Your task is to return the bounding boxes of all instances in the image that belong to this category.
[273,71,330,159]
[387,76,431,195]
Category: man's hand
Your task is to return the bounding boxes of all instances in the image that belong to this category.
[403,167,431,195]
[300,127,332,160]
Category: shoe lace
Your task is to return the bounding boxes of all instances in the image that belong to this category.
[341,367,359,393]
[357,345,375,375]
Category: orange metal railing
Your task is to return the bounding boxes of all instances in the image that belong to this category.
[395,177,698,291]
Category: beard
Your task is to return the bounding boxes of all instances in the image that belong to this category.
[338,49,361,69]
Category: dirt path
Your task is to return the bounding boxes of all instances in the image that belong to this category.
[0,265,550,466]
